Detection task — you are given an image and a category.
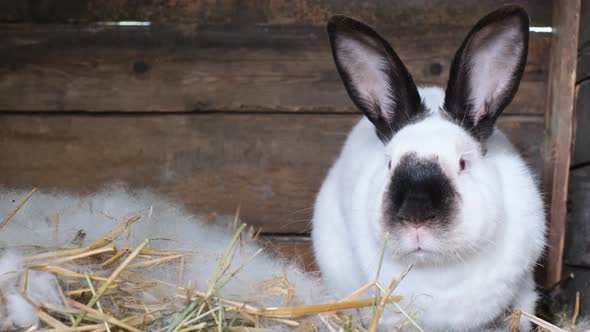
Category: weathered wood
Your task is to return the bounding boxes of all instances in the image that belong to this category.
[264,237,317,272]
[576,48,590,83]
[0,24,550,113]
[572,81,590,166]
[563,166,590,267]
[542,0,581,288]
[579,0,590,54]
[561,266,590,316]
[0,113,544,234]
[578,49,590,84]
[577,0,590,83]
[560,0,589,313]
[0,0,551,27]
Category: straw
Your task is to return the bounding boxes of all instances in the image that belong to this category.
[0,187,37,230]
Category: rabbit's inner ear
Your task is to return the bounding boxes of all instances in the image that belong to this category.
[466,21,526,123]
[334,36,396,121]
[444,7,529,142]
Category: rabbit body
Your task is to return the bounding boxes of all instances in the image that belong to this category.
[312,87,545,331]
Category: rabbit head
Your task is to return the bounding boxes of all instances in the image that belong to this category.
[327,7,530,265]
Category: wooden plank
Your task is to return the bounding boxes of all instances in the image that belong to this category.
[563,166,590,267]
[573,81,590,166]
[561,2,589,309]
[0,0,552,27]
[577,0,590,83]
[0,113,544,234]
[578,49,590,84]
[580,0,590,52]
[263,237,317,272]
[542,0,581,288]
[0,24,550,113]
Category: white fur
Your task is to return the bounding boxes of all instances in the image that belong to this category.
[0,251,63,329]
[312,86,546,331]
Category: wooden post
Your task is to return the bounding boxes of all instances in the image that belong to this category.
[543,0,581,288]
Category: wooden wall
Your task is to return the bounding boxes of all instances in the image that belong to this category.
[0,1,555,267]
[563,0,590,313]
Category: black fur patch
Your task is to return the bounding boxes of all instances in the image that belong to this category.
[371,100,429,143]
[383,153,458,228]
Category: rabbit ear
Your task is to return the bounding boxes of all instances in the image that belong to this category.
[444,6,529,141]
[327,16,424,143]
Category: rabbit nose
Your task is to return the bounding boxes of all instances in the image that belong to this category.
[397,191,437,223]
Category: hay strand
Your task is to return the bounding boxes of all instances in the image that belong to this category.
[573,291,581,326]
[519,311,567,332]
[0,187,37,230]
[84,273,111,332]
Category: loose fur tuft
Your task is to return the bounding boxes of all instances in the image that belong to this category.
[0,251,64,328]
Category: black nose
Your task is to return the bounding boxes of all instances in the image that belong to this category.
[386,154,456,227]
[398,192,437,226]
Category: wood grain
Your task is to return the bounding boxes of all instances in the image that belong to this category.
[573,81,590,166]
[0,24,549,113]
[560,0,589,313]
[0,0,551,27]
[562,266,590,314]
[0,113,544,234]
[577,0,590,83]
[562,167,590,313]
[579,0,590,57]
[563,166,590,267]
[542,0,581,288]
[579,49,590,84]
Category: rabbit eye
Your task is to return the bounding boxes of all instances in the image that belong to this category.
[459,158,466,171]
[388,160,392,170]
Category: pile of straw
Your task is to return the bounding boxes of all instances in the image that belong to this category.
[0,188,408,331]
[0,188,581,332]
[8,218,397,331]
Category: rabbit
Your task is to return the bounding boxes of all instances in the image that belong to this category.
[312,6,546,331]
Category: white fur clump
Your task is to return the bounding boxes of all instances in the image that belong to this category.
[0,187,328,328]
[0,251,63,329]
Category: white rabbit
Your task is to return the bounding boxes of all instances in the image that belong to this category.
[312,6,546,331]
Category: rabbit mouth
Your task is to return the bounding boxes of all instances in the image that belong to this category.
[388,229,437,256]
[396,245,440,264]
[409,247,430,255]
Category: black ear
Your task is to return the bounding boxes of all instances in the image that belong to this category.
[327,15,425,143]
[444,6,529,142]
